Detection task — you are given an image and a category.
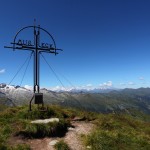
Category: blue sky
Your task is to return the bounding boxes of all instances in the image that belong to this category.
[0,0,150,90]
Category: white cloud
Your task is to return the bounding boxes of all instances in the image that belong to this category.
[0,69,5,74]
[44,81,114,92]
[80,84,93,90]
[48,84,95,92]
[128,82,135,85]
[86,84,92,87]
[24,85,33,90]
[139,77,144,80]
[99,81,113,88]
[48,86,69,91]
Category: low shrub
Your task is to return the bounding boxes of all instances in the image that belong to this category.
[19,119,69,138]
[10,144,31,150]
[0,144,30,150]
[54,140,70,150]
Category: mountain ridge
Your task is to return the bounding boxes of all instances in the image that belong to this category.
[0,84,150,114]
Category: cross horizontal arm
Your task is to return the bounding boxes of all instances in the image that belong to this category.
[39,51,59,54]
[4,46,34,52]
[4,46,14,49]
[5,45,62,52]
[21,45,62,51]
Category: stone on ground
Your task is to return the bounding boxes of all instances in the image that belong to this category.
[49,140,59,146]
[31,118,59,124]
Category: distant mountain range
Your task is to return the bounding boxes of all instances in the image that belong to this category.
[0,83,150,114]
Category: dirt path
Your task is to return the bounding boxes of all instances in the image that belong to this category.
[63,121,94,150]
[8,121,94,150]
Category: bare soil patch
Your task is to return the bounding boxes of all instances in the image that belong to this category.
[8,121,94,150]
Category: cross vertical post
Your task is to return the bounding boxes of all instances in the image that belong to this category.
[34,26,40,93]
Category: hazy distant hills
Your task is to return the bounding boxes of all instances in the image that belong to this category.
[0,84,150,114]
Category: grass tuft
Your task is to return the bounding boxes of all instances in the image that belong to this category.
[19,119,69,138]
[54,140,70,150]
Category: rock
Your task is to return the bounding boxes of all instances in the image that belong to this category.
[72,116,86,121]
[49,140,59,146]
[0,83,6,88]
[31,118,59,124]
[87,146,91,149]
[68,127,75,131]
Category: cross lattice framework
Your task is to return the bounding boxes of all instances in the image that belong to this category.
[4,24,62,111]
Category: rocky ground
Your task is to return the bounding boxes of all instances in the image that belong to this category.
[8,120,95,150]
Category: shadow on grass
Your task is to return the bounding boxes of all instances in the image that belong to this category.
[16,120,70,139]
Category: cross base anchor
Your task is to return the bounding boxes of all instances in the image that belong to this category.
[29,93,47,111]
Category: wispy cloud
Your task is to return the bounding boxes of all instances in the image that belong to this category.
[0,69,5,74]
[86,84,93,87]
[48,85,67,91]
[128,82,135,85]
[99,81,113,88]
[47,81,113,92]
[139,77,144,80]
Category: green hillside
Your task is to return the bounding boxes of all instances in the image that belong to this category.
[57,88,150,114]
[0,104,150,150]
[1,88,150,114]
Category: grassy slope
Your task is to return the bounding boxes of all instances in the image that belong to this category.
[84,113,150,150]
[0,104,149,150]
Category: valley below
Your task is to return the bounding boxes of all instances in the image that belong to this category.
[0,85,150,114]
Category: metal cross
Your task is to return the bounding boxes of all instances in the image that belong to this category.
[4,23,62,111]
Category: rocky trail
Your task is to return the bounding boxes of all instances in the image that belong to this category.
[8,121,94,150]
